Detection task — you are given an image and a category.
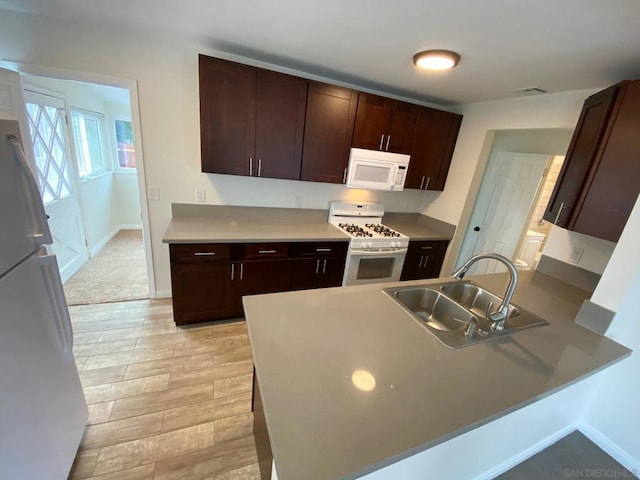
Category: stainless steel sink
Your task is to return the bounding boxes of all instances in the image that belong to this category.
[391,287,477,332]
[440,282,520,321]
[384,281,548,348]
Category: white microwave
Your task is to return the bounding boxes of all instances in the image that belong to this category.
[346,148,410,191]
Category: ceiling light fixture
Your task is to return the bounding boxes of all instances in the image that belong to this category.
[413,50,461,71]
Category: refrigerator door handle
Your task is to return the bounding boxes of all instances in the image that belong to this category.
[39,253,74,363]
[7,134,53,246]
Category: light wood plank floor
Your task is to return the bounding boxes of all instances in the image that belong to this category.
[67,299,260,480]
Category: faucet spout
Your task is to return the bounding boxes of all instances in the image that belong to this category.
[451,253,519,330]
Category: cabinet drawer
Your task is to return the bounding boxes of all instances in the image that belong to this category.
[170,244,231,263]
[406,240,448,255]
[241,243,291,259]
[294,242,348,257]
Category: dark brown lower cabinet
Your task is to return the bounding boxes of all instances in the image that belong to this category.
[400,240,449,281]
[169,241,347,325]
[170,262,236,326]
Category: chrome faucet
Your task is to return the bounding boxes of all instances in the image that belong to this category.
[451,253,519,331]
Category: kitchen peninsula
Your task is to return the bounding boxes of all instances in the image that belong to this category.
[243,270,631,480]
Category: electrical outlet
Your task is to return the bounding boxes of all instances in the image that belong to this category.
[195,189,206,202]
[294,195,303,208]
[568,247,584,264]
[148,186,159,201]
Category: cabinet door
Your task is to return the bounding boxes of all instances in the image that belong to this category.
[543,84,620,227]
[406,107,462,191]
[352,93,391,151]
[400,254,421,281]
[292,257,345,290]
[255,70,307,180]
[386,100,418,154]
[199,55,255,176]
[170,262,235,325]
[300,82,357,183]
[571,81,640,241]
[240,259,293,297]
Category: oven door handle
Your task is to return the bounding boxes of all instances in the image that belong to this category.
[350,248,408,255]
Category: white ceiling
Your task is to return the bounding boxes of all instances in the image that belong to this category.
[3,0,640,105]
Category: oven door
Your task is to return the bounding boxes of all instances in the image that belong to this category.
[343,248,408,286]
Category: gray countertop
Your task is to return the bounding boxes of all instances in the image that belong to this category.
[161,204,454,244]
[243,271,631,480]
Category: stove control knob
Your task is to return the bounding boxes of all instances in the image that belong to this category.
[391,242,397,248]
[367,242,373,248]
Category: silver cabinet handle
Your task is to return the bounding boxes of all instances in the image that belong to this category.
[420,176,425,189]
[385,135,390,151]
[240,262,244,280]
[194,252,216,256]
[316,259,320,274]
[322,259,327,274]
[258,158,262,177]
[418,255,424,268]
[231,263,235,280]
[316,248,331,252]
[249,157,253,176]
[422,255,429,268]
[258,249,276,254]
[424,176,430,190]
[379,134,385,150]
[420,246,433,250]
[554,202,566,224]
[343,168,347,184]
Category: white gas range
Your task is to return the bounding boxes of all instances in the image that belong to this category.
[329,201,408,286]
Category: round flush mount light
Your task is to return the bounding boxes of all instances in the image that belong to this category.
[413,50,461,71]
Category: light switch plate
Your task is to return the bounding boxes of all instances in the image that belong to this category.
[195,189,206,202]
[294,195,303,208]
[569,247,584,264]
[148,186,159,201]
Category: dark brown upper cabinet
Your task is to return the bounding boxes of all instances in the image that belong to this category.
[405,107,462,191]
[300,82,358,184]
[199,55,307,180]
[543,80,640,242]
[352,93,418,154]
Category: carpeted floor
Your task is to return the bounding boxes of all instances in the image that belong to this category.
[64,229,149,305]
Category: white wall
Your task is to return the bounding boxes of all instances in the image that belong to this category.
[542,226,616,275]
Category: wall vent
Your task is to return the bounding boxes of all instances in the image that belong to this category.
[513,87,548,95]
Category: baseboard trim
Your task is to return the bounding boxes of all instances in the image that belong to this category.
[90,225,143,257]
[90,227,120,257]
[472,424,579,480]
[154,289,172,299]
[579,422,640,474]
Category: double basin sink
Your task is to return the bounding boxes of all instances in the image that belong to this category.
[383,281,548,348]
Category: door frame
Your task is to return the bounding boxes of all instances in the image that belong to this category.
[3,61,156,297]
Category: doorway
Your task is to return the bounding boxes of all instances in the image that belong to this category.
[20,73,153,304]
[454,129,574,274]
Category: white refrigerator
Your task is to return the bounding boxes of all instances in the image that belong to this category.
[0,115,88,478]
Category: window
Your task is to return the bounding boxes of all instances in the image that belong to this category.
[71,109,107,177]
[114,119,136,169]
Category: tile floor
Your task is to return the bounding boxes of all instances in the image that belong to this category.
[67,299,260,480]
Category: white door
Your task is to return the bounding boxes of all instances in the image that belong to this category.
[456,152,549,274]
[24,91,89,282]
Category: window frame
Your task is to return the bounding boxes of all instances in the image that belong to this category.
[112,118,137,173]
[70,107,110,179]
